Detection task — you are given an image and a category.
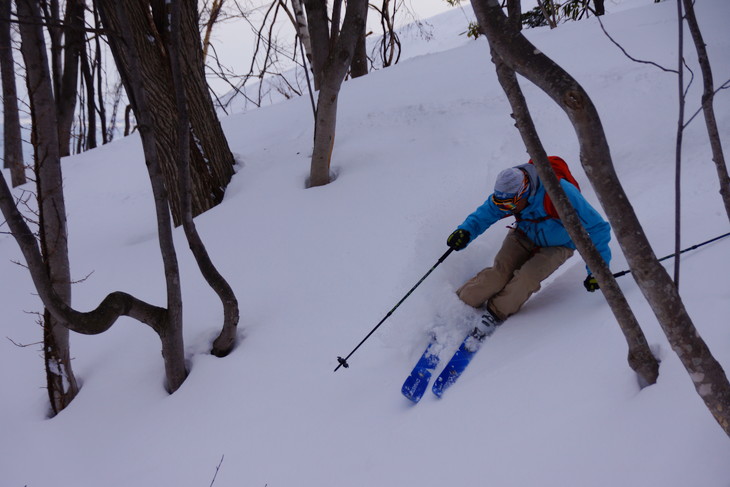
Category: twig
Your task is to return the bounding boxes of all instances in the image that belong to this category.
[683,77,730,128]
[209,454,224,487]
[594,12,678,74]
[6,336,42,348]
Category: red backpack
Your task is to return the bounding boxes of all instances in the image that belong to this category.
[527,156,581,220]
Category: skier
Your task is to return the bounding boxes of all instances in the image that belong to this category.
[446,159,611,325]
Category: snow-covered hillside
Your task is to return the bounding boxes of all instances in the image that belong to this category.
[1,1,729,486]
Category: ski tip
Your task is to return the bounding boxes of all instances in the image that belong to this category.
[402,392,423,404]
[402,371,432,403]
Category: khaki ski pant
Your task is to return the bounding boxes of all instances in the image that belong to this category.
[457,229,574,321]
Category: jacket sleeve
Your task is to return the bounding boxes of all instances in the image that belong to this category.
[562,181,612,274]
[456,195,507,247]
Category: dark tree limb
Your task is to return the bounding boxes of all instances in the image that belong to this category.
[166,0,240,357]
[490,43,659,386]
[681,0,730,223]
[470,0,730,436]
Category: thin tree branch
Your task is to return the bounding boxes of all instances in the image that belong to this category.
[594,12,678,74]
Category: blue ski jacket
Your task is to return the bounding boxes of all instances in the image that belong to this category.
[456,164,612,275]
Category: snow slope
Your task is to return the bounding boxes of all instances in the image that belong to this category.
[2,1,730,486]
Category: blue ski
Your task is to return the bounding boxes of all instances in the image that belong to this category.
[432,312,502,398]
[401,337,441,403]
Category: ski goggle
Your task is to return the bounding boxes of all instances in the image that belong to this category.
[492,176,529,212]
[492,196,521,212]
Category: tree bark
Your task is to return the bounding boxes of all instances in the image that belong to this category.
[471,0,730,435]
[491,46,658,386]
[350,16,368,78]
[43,0,85,157]
[166,0,240,357]
[0,0,25,186]
[681,0,730,223]
[306,0,368,187]
[0,164,176,364]
[17,0,79,414]
[491,0,658,386]
[79,48,98,151]
[96,0,188,391]
[175,0,237,199]
[95,0,235,227]
[92,5,109,145]
[303,0,331,90]
[310,83,339,187]
[290,0,314,67]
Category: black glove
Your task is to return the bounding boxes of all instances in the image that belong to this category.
[447,229,471,251]
[583,274,599,292]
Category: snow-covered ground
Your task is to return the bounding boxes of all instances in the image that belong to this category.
[2,1,729,485]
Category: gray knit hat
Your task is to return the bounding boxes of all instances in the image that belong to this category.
[493,167,528,200]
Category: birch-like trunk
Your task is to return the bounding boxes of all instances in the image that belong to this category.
[306,0,368,187]
[681,0,730,223]
[490,46,658,386]
[291,0,314,67]
[471,0,730,435]
[0,0,25,186]
[17,0,79,414]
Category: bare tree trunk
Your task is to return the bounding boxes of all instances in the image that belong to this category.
[201,0,224,60]
[96,0,188,391]
[167,0,240,357]
[682,0,730,223]
[96,0,235,227]
[44,0,85,157]
[350,16,368,78]
[491,47,658,386]
[303,0,331,90]
[92,5,110,145]
[305,0,369,187]
[489,0,658,385]
[471,0,730,435]
[124,104,133,136]
[0,166,186,389]
[290,0,314,66]
[17,0,79,415]
[177,0,237,198]
[79,43,98,151]
[672,0,686,285]
[0,0,25,187]
[506,0,521,27]
[310,84,339,186]
[371,0,401,68]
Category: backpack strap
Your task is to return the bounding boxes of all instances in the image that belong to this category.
[515,214,551,223]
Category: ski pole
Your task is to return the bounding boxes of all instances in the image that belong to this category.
[335,247,454,372]
[612,231,730,278]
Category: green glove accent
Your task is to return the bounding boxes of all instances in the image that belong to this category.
[447,229,471,251]
[584,274,599,292]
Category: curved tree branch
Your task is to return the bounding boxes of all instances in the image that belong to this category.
[0,170,167,335]
[470,0,730,436]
